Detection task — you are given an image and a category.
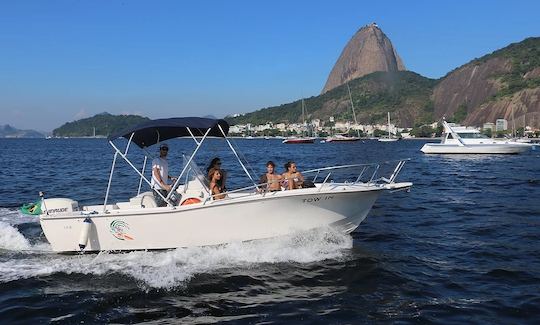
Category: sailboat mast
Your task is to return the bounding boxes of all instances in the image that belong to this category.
[387,112,391,138]
[301,99,305,125]
[511,105,516,138]
[301,99,308,137]
[347,84,359,137]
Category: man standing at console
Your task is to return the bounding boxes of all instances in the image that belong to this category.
[151,143,177,207]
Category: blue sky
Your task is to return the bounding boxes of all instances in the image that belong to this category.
[1,0,539,131]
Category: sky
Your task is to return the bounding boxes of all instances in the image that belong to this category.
[1,0,539,132]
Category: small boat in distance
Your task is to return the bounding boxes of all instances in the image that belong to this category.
[282,99,316,144]
[325,134,360,142]
[421,120,531,154]
[282,137,316,144]
[325,84,361,143]
[378,112,399,142]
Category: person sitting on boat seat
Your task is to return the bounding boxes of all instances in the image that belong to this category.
[151,143,179,207]
[259,161,282,192]
[208,167,226,200]
[206,157,227,191]
[282,161,304,190]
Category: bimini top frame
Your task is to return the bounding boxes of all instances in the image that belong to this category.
[104,117,255,210]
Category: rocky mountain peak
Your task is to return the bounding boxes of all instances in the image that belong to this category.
[322,23,406,93]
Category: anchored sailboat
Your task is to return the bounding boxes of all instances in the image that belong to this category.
[378,112,399,142]
[325,84,361,143]
[282,99,316,144]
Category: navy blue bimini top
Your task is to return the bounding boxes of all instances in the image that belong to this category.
[108,117,230,148]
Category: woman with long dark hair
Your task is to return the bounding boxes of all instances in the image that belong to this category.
[206,157,227,190]
[282,161,304,190]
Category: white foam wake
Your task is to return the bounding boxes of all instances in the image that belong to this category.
[0,221,32,251]
[0,207,39,225]
[0,227,352,289]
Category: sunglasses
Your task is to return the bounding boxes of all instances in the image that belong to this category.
[160,147,169,151]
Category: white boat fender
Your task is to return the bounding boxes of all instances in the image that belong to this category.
[78,218,92,250]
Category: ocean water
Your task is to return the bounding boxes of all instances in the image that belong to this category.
[1,138,539,324]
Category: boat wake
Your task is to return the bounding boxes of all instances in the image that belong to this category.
[0,218,353,289]
[0,221,32,251]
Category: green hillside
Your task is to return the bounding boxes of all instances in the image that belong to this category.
[53,112,149,137]
[487,37,540,98]
[226,71,437,127]
[226,37,540,129]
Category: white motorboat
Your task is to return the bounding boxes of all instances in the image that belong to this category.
[325,134,360,142]
[378,112,399,142]
[282,136,316,144]
[28,117,412,253]
[421,120,531,154]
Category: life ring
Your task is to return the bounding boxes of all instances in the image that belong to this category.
[181,197,202,206]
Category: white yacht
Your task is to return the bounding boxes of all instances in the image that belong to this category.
[23,117,412,253]
[421,120,531,154]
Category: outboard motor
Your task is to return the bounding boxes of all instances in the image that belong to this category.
[42,198,79,215]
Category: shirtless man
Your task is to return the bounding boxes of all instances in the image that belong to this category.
[259,161,282,192]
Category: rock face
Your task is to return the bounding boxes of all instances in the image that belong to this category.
[322,23,405,93]
[432,57,513,120]
[432,41,540,129]
[465,88,540,129]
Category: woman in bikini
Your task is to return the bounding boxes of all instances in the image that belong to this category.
[259,161,282,192]
[282,161,304,190]
[208,167,226,200]
[206,157,227,191]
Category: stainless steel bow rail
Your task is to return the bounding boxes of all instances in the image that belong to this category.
[204,158,411,202]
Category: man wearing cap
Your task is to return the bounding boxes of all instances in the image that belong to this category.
[151,143,177,207]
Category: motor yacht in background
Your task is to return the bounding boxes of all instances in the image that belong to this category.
[25,117,412,253]
[421,120,531,154]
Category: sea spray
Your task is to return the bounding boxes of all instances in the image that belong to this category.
[0,221,32,251]
[0,227,353,289]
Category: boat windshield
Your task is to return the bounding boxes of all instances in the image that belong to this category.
[458,133,489,139]
[181,155,209,189]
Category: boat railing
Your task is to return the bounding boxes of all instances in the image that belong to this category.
[203,159,410,203]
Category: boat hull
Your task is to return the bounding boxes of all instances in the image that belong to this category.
[420,143,530,154]
[282,138,316,144]
[40,187,388,253]
[325,137,360,142]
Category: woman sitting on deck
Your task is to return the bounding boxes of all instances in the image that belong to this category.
[208,167,226,200]
[259,161,283,192]
[282,161,304,190]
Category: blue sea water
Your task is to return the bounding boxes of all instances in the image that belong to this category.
[0,138,539,324]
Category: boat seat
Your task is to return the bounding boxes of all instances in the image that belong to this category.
[181,179,208,200]
[129,191,157,208]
